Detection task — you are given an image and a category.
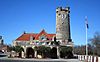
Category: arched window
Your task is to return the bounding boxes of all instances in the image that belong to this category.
[39,35,46,40]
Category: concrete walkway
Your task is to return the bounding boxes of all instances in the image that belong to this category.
[0,58,84,62]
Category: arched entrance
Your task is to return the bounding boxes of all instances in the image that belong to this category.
[50,47,57,59]
[26,47,34,58]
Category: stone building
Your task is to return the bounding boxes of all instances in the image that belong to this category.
[13,6,73,58]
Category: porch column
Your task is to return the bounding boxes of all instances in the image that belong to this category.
[57,46,60,58]
[22,51,25,58]
[34,50,37,58]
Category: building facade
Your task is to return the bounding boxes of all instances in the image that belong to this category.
[13,6,73,58]
[13,30,57,58]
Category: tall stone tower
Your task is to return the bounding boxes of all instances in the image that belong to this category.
[0,36,4,45]
[56,7,72,46]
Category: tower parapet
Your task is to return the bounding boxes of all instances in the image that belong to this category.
[56,7,70,13]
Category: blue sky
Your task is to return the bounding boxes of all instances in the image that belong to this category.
[0,0,100,45]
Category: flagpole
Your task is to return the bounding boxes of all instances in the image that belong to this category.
[85,16,88,56]
[86,24,88,56]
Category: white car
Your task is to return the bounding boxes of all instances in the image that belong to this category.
[0,50,7,58]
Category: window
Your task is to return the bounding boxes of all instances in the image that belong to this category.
[39,35,46,40]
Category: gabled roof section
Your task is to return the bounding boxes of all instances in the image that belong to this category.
[15,29,56,41]
[35,29,48,40]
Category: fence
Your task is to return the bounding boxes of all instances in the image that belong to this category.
[78,55,100,62]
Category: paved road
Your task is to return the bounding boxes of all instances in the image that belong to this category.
[0,58,84,62]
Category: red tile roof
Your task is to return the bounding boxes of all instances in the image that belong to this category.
[15,30,56,41]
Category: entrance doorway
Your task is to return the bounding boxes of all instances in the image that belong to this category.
[26,47,34,58]
[50,47,57,59]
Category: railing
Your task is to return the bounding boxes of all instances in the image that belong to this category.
[78,55,100,62]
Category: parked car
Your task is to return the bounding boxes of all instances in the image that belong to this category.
[0,50,7,58]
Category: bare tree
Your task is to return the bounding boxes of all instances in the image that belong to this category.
[89,32,100,56]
